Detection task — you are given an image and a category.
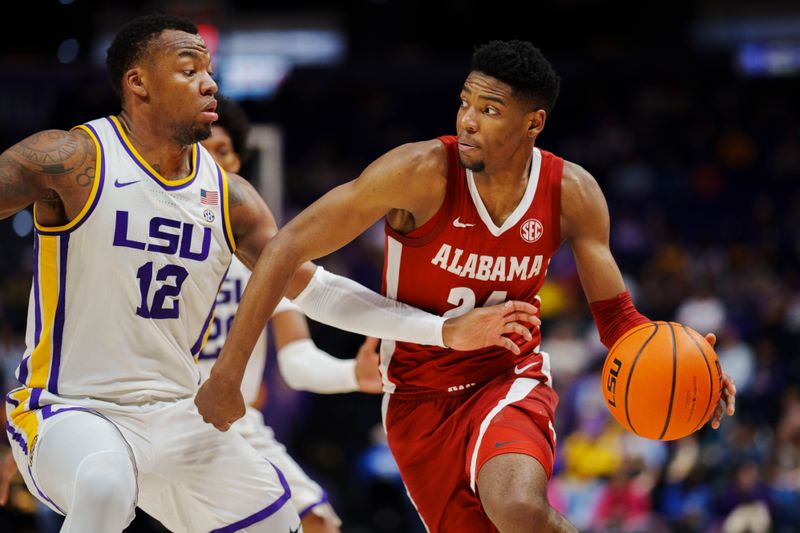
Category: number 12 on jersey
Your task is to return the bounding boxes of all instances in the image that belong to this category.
[135,262,189,319]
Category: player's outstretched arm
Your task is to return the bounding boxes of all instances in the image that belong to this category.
[271,298,539,394]
[227,142,538,356]
[289,265,538,352]
[0,129,95,221]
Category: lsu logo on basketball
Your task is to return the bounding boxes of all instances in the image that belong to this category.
[606,357,622,407]
[520,218,543,243]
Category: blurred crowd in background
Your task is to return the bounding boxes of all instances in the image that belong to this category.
[0,1,798,532]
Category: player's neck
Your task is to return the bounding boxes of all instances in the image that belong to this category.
[472,148,532,190]
[471,155,533,226]
[117,110,194,181]
[473,140,534,185]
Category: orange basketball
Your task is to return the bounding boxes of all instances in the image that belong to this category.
[601,321,723,441]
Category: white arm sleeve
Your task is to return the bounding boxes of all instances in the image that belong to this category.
[273,297,302,316]
[277,339,359,393]
[292,266,446,347]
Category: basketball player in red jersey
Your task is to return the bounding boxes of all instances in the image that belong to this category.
[198,40,737,532]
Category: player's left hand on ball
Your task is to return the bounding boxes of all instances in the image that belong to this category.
[442,300,540,355]
[705,333,736,430]
[195,373,246,431]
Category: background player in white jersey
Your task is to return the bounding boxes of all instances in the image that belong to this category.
[0,15,540,532]
[199,95,382,533]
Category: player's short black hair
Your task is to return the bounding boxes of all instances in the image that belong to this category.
[106,13,198,100]
[471,40,561,114]
[214,95,250,156]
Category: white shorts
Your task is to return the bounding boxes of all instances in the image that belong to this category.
[234,406,341,525]
[6,394,298,532]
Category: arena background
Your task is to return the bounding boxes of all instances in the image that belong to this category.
[1,1,798,532]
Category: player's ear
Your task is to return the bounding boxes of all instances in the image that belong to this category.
[125,68,148,99]
[526,109,546,139]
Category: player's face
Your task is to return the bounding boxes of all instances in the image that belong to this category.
[201,126,241,173]
[144,30,218,146]
[456,72,538,173]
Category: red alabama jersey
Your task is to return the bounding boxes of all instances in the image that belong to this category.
[380,136,564,395]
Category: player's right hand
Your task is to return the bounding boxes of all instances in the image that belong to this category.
[442,300,540,355]
[195,373,247,431]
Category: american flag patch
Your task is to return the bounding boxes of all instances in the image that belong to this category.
[200,189,219,206]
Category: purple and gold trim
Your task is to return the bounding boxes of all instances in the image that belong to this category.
[107,116,199,191]
[217,164,237,253]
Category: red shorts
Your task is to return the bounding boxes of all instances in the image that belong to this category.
[384,368,559,532]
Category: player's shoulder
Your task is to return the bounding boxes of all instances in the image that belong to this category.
[19,128,95,158]
[11,128,96,187]
[374,139,448,180]
[223,171,257,207]
[560,159,609,239]
[561,159,596,188]
[561,158,603,202]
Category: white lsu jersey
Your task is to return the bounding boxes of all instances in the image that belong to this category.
[196,256,267,405]
[11,116,235,409]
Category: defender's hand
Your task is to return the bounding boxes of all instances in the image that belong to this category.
[355,337,383,394]
[442,300,540,355]
[195,372,246,431]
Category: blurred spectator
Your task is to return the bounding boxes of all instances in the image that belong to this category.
[591,463,653,533]
[718,461,772,533]
[675,287,727,336]
[660,463,716,532]
[767,387,800,531]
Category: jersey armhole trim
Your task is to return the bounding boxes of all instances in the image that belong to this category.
[107,116,198,190]
[34,125,105,235]
[217,165,237,253]
[549,155,564,250]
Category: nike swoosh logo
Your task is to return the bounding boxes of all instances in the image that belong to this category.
[494,439,526,448]
[514,362,537,374]
[452,217,476,228]
[114,178,140,188]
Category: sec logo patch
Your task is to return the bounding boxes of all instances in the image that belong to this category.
[520,218,543,243]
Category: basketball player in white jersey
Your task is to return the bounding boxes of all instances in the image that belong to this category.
[0,15,540,533]
[198,95,382,533]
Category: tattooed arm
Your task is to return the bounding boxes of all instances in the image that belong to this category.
[0,129,97,225]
